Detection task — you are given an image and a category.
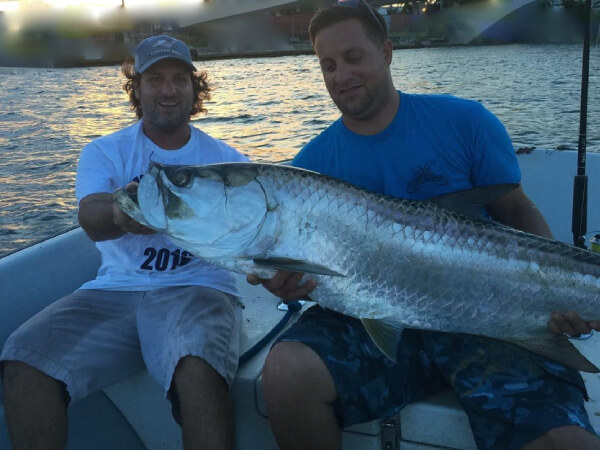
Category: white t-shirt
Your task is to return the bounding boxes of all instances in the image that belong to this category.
[75,121,249,293]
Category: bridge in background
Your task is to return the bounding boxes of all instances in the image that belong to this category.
[173,0,299,27]
[0,0,588,67]
[172,0,581,45]
[67,0,592,46]
[432,0,567,44]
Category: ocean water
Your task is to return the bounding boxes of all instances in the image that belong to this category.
[1,43,599,256]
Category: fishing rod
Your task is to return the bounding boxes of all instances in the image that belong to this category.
[572,0,593,248]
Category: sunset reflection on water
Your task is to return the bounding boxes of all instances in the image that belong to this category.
[1,43,599,256]
[0,55,337,256]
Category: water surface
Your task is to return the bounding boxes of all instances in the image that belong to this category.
[1,43,598,256]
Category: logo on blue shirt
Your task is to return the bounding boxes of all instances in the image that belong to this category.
[407,165,448,194]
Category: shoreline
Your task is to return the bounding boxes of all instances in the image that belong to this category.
[0,40,469,70]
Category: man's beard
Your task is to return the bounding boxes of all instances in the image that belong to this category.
[333,89,376,120]
[145,109,189,132]
[144,95,193,132]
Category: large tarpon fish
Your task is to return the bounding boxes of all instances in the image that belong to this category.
[114,162,600,372]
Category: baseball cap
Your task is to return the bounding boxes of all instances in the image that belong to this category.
[134,35,197,74]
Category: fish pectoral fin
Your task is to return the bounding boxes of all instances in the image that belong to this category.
[252,257,346,277]
[361,318,405,363]
[510,335,600,373]
[430,183,519,218]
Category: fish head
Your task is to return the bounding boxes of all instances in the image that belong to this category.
[118,162,274,259]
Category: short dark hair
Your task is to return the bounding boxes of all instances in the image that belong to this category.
[308,4,388,46]
[121,58,211,119]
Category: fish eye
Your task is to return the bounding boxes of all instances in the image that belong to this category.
[170,169,192,187]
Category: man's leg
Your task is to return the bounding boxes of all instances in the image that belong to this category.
[422,331,599,450]
[261,307,445,450]
[2,361,68,450]
[521,425,600,450]
[262,341,341,450]
[1,290,145,450]
[172,355,234,450]
[138,286,243,450]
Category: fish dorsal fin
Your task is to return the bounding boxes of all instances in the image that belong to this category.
[361,318,405,363]
[430,183,519,219]
[508,335,599,373]
[253,257,346,277]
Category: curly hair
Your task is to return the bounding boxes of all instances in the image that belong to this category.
[121,58,211,119]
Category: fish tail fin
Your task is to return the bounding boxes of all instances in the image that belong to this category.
[510,335,599,373]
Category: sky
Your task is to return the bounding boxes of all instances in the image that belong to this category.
[0,0,216,32]
[0,0,205,14]
[0,1,115,13]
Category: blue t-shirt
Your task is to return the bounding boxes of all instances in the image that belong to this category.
[292,92,520,200]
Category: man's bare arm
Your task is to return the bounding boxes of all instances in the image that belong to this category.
[487,185,600,335]
[486,185,553,238]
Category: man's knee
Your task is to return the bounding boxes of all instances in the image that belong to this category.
[262,342,335,401]
[2,360,28,383]
[169,356,230,426]
[3,361,63,391]
[263,342,308,384]
[2,360,69,408]
[173,355,225,386]
[547,426,600,448]
[522,425,600,450]
[174,355,206,377]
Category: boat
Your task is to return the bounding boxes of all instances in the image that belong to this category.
[0,147,599,449]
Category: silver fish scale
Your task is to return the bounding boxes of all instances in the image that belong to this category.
[249,164,600,340]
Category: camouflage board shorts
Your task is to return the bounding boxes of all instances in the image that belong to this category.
[276,305,597,450]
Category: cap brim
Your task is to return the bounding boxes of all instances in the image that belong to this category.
[136,56,197,74]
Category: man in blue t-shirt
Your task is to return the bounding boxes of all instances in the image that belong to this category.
[248,4,600,450]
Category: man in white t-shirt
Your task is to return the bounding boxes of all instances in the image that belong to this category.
[1,35,247,450]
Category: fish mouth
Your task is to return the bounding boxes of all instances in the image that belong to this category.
[112,187,138,209]
[112,186,150,230]
[124,190,139,205]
